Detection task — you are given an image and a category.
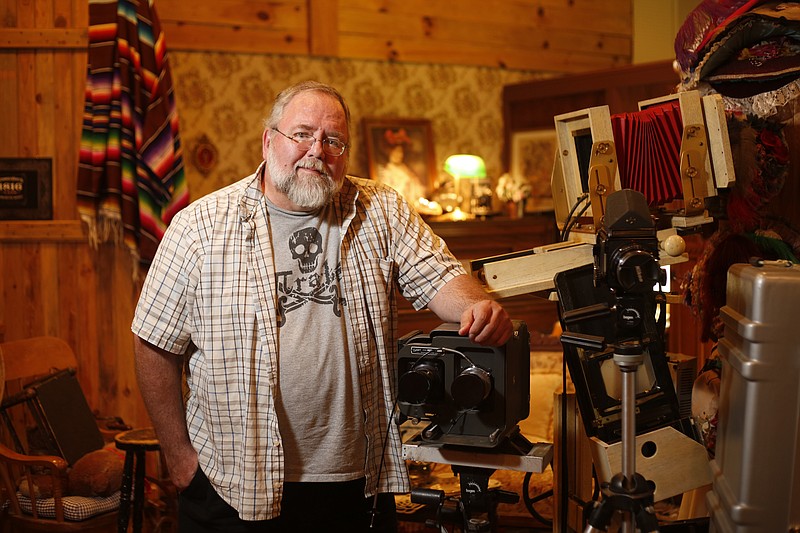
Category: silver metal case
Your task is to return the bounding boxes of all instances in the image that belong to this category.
[708,262,800,533]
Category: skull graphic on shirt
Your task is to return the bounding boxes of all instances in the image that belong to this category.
[289,227,323,273]
[277,227,346,326]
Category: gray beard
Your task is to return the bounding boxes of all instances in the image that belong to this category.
[266,149,342,211]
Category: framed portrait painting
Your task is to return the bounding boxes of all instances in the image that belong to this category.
[363,118,436,206]
[510,129,557,212]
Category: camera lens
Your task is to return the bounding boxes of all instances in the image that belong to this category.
[398,362,440,405]
[451,366,492,410]
[612,246,660,292]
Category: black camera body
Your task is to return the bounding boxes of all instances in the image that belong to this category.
[593,189,664,336]
[397,321,530,448]
[593,188,662,296]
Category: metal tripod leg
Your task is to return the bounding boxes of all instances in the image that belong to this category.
[584,343,660,533]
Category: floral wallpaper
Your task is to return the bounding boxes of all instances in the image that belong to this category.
[170,52,548,201]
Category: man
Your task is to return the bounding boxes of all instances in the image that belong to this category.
[132,81,513,532]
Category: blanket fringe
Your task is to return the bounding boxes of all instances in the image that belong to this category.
[78,210,142,283]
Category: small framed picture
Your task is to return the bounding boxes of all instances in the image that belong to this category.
[0,158,53,220]
[510,130,557,212]
[363,118,436,205]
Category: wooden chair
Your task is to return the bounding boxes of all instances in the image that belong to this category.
[0,336,118,532]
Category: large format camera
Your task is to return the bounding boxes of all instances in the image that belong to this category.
[396,321,530,448]
[556,189,683,444]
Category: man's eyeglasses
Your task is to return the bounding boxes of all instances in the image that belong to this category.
[272,128,348,157]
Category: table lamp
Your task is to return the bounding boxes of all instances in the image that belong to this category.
[444,154,487,220]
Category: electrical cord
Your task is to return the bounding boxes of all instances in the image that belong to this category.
[370,397,398,530]
[560,194,591,242]
[522,471,554,527]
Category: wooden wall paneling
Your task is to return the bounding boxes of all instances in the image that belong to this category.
[138,0,633,69]
[93,246,119,417]
[160,23,308,55]
[36,54,57,226]
[50,0,80,221]
[34,0,53,27]
[158,0,309,54]
[52,0,76,27]
[16,51,37,158]
[1,0,18,26]
[16,0,33,26]
[71,243,105,414]
[338,0,631,71]
[0,0,20,156]
[0,51,19,156]
[339,9,629,59]
[68,10,88,222]
[338,34,620,72]
[38,243,60,336]
[108,247,144,426]
[0,221,85,241]
[157,0,306,29]
[0,28,87,47]
[49,0,84,220]
[54,49,78,219]
[525,0,632,35]
[56,244,84,358]
[308,0,338,56]
[3,243,38,340]
[341,0,631,35]
[80,244,146,426]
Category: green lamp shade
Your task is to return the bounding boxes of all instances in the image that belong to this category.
[444,154,486,179]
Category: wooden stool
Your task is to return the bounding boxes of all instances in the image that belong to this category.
[115,427,160,533]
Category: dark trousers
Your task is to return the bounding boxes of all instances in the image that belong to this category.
[178,468,398,533]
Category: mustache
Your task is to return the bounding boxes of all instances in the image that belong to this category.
[295,159,331,179]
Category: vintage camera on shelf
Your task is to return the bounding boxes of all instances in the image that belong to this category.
[396,321,529,448]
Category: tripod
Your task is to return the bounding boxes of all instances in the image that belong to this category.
[412,464,520,532]
[403,428,553,532]
[584,340,659,533]
[555,187,669,532]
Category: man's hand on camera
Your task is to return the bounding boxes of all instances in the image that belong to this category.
[459,299,513,346]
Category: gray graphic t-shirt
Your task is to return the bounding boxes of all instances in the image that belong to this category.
[267,200,366,482]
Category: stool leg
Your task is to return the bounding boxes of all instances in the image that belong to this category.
[133,449,146,533]
[118,451,134,533]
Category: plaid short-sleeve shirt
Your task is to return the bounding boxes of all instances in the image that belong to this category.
[131,169,466,520]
